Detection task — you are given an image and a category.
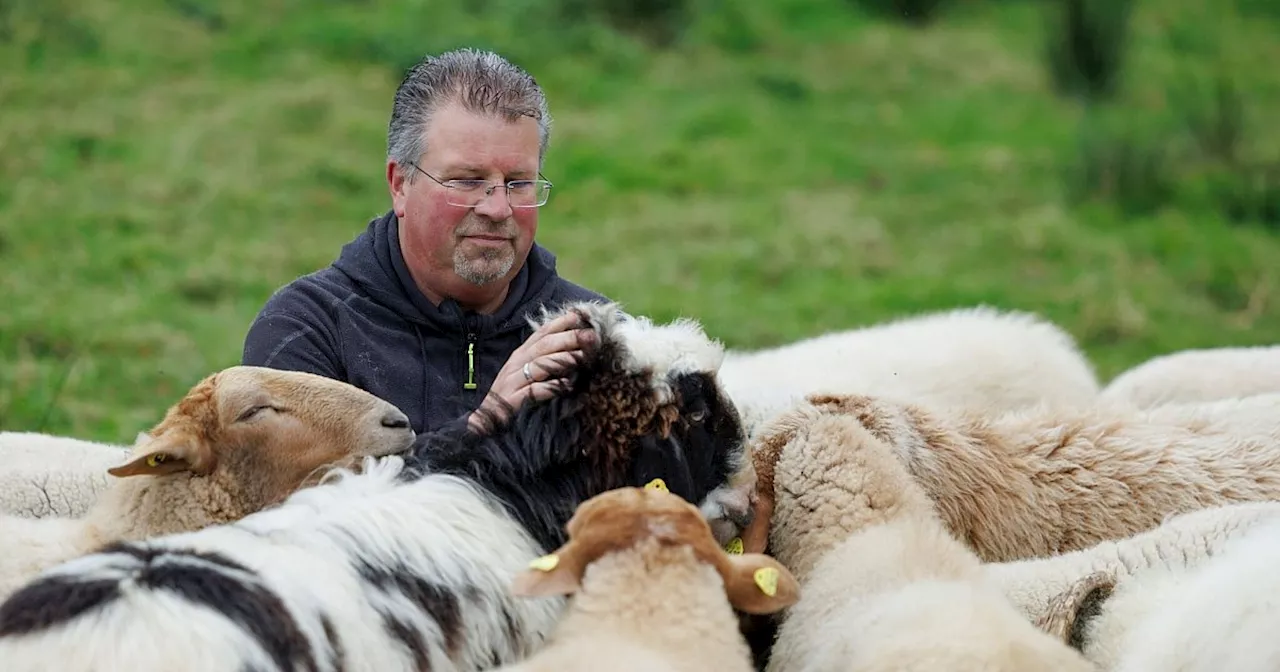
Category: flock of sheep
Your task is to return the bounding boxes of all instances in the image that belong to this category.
[0,300,1277,671]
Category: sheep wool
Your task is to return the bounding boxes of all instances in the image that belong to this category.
[753,400,1093,672]
[1100,344,1280,409]
[717,305,1101,439]
[0,431,132,519]
[981,500,1280,670]
[801,391,1280,563]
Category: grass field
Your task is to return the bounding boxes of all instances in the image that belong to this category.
[2,0,1278,442]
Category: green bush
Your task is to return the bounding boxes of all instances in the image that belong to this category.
[846,0,950,25]
[1063,106,1179,216]
[1044,0,1135,100]
[555,0,693,46]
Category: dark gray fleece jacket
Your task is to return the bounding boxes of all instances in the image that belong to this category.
[240,209,609,434]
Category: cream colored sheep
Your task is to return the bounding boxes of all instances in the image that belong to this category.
[0,432,134,518]
[493,483,800,672]
[1100,344,1280,409]
[717,306,1101,439]
[798,391,1280,563]
[983,501,1280,671]
[747,399,1094,672]
[0,365,416,599]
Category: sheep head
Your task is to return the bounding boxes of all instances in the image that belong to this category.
[412,301,756,553]
[533,301,758,546]
[510,485,800,616]
[108,366,416,512]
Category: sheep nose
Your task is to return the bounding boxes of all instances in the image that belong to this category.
[381,409,411,430]
[729,503,755,529]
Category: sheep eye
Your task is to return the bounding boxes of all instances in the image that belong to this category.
[688,409,708,423]
[236,405,274,422]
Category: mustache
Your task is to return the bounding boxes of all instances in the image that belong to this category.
[456,222,516,238]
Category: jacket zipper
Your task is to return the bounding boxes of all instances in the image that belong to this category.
[464,331,478,390]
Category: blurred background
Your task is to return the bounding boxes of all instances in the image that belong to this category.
[1,0,1277,442]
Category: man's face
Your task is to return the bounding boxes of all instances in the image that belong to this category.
[390,102,541,295]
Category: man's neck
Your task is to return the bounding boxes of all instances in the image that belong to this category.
[415,275,510,315]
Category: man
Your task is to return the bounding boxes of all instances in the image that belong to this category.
[241,47,609,434]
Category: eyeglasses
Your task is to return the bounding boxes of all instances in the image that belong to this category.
[407,162,553,208]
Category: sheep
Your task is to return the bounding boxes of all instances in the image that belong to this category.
[0,301,758,672]
[1100,344,1280,409]
[716,305,1101,439]
[789,390,1280,564]
[0,431,134,518]
[491,483,800,672]
[982,501,1280,671]
[0,365,418,600]
[744,397,1094,672]
[1091,517,1280,671]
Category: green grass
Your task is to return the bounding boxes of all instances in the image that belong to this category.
[2,0,1278,442]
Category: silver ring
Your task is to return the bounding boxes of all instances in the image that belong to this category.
[522,361,534,382]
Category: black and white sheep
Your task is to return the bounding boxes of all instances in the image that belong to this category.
[0,301,756,672]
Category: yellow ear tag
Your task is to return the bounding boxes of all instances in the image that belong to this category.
[724,537,744,555]
[528,554,559,572]
[753,567,779,596]
[146,453,168,467]
[644,478,668,492]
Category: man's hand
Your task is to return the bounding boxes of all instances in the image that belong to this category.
[469,310,597,430]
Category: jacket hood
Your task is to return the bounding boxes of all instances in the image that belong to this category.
[331,210,564,337]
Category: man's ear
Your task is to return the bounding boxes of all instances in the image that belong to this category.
[509,540,592,598]
[1033,571,1115,650]
[721,553,800,615]
[107,433,214,478]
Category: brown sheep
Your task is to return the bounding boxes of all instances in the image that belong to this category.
[0,365,415,598]
[495,483,800,672]
[779,391,1280,563]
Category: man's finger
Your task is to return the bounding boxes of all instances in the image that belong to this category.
[526,378,573,403]
[530,351,583,380]
[532,327,595,358]
[531,311,586,339]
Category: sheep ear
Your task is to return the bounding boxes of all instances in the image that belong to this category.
[509,542,590,598]
[721,553,800,615]
[1033,571,1115,650]
[107,434,213,478]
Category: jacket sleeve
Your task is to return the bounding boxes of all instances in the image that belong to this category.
[241,311,345,381]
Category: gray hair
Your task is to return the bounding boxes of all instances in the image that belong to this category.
[387,48,552,178]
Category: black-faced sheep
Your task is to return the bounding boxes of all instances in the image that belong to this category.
[0,301,755,672]
[744,398,1094,672]
[493,482,799,672]
[0,365,417,599]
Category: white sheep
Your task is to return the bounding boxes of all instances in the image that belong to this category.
[1097,517,1280,671]
[0,365,416,599]
[1100,344,1280,409]
[493,483,800,672]
[0,431,134,518]
[0,301,758,672]
[982,501,1280,671]
[796,390,1280,563]
[717,305,1101,439]
[747,399,1094,671]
